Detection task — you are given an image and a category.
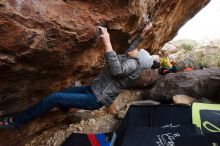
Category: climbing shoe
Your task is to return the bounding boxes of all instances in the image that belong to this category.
[0,116,15,128]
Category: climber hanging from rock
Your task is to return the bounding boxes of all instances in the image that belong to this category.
[0,22,160,128]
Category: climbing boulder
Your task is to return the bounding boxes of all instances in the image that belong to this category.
[0,0,210,145]
[146,68,220,103]
[131,69,161,88]
[0,0,210,115]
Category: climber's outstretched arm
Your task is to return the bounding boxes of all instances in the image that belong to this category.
[99,26,113,53]
[127,22,152,52]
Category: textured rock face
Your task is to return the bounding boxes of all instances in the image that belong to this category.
[0,0,210,114]
[131,69,161,88]
[147,68,220,103]
[0,0,210,145]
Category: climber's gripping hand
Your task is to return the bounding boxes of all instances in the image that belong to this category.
[98,26,113,53]
[141,22,153,37]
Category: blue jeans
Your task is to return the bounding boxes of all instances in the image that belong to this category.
[13,86,103,127]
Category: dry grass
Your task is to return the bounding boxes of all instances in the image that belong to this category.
[169,39,220,70]
[199,48,220,68]
[175,51,200,70]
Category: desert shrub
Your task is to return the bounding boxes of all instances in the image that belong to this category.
[206,40,220,49]
[179,41,197,52]
[175,51,200,70]
[175,47,220,69]
[199,48,220,68]
[169,39,220,70]
[172,39,198,52]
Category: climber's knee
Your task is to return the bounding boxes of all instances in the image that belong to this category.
[43,92,61,106]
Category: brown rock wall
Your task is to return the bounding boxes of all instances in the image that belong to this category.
[0,0,209,115]
[0,0,210,145]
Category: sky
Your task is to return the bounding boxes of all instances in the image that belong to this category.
[174,0,220,41]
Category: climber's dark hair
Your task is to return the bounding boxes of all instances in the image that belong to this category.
[151,60,160,69]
